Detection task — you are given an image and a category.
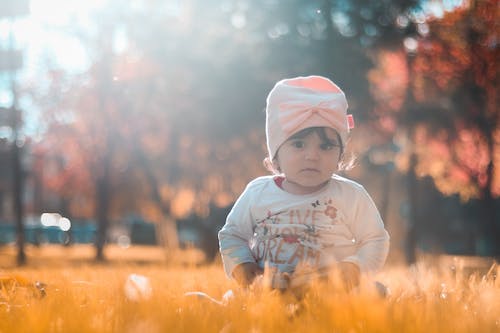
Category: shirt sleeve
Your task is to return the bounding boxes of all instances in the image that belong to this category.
[341,185,390,273]
[218,182,258,279]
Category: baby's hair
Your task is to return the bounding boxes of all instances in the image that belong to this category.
[263,127,356,174]
[288,127,344,156]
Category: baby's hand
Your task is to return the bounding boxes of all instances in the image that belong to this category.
[246,266,292,291]
[269,270,291,290]
[338,262,360,291]
[232,262,264,287]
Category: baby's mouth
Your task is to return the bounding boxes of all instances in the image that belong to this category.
[301,168,320,172]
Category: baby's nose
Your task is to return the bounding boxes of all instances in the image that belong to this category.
[305,147,320,160]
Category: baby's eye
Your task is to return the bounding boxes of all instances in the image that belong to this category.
[291,140,305,149]
[320,143,340,150]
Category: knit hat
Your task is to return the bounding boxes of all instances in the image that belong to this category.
[265,75,352,159]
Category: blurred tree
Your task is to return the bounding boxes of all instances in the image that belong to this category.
[409,0,499,256]
[369,0,499,258]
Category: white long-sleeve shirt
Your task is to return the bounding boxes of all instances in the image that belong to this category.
[218,175,390,279]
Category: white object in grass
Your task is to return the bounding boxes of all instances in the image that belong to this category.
[124,274,152,301]
[184,289,234,306]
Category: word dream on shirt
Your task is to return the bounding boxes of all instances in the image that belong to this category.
[252,200,340,267]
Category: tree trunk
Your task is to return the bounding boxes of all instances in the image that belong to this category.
[158,215,179,251]
[95,179,110,261]
[480,138,498,258]
[134,132,180,255]
[13,134,26,266]
[405,152,418,265]
[93,33,114,261]
[403,51,419,265]
[137,154,180,253]
[95,156,111,261]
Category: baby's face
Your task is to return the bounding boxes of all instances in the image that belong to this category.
[275,128,341,194]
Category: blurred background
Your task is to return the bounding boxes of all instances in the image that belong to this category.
[0,0,498,266]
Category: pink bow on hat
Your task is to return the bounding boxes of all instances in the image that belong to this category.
[278,99,348,137]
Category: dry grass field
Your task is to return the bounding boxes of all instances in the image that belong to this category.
[0,245,498,333]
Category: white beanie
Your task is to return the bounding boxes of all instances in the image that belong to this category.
[265,75,352,159]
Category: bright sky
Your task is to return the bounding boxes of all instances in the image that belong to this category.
[12,0,106,70]
[0,0,107,138]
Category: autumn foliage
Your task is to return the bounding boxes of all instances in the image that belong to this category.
[369,0,499,201]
